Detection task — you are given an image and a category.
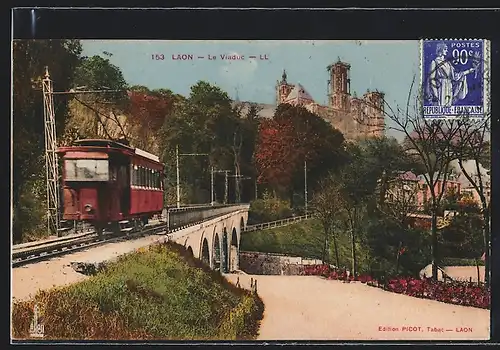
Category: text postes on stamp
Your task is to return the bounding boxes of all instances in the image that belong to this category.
[420,39,490,120]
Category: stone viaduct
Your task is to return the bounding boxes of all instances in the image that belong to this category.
[169,204,249,272]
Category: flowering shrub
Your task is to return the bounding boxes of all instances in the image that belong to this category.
[301,265,490,309]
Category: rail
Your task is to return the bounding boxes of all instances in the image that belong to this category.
[12,204,248,267]
[11,223,168,267]
[244,214,314,233]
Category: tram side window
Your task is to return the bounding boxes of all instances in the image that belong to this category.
[139,167,144,187]
[134,165,138,185]
[65,159,109,181]
[131,165,136,186]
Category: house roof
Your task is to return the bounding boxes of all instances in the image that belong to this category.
[283,83,315,104]
[396,171,419,181]
[416,172,461,183]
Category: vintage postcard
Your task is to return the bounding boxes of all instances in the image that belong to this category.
[11,39,491,342]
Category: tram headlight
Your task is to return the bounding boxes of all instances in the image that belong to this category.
[84,204,93,213]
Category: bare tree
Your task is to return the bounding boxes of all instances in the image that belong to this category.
[341,197,367,278]
[378,76,488,280]
[380,173,421,229]
[455,117,491,287]
[71,95,131,142]
[311,175,344,267]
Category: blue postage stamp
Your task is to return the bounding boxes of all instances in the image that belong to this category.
[420,39,490,119]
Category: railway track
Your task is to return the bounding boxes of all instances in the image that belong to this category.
[11,222,168,268]
[11,205,247,268]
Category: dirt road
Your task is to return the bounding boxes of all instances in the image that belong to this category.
[12,244,490,341]
[225,274,490,341]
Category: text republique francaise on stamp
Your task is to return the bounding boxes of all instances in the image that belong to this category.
[420,39,491,120]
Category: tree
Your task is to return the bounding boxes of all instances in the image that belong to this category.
[380,173,421,228]
[254,104,345,202]
[240,103,262,201]
[127,90,176,153]
[365,212,430,277]
[311,175,344,267]
[333,142,379,277]
[254,117,296,194]
[333,136,427,277]
[358,136,422,207]
[64,54,130,145]
[439,213,483,259]
[454,117,491,286]
[159,81,242,204]
[381,77,487,280]
[13,39,82,242]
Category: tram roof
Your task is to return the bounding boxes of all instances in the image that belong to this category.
[71,139,160,162]
[72,139,134,150]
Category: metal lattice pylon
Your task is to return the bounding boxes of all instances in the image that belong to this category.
[42,67,60,236]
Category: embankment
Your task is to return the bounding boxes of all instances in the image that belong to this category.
[12,241,264,341]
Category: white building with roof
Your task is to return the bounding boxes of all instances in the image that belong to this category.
[449,159,491,206]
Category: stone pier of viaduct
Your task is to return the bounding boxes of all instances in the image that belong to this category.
[169,204,249,273]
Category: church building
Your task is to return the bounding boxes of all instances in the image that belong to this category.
[276,59,386,140]
[236,59,386,141]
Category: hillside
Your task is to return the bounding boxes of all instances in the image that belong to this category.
[12,242,263,341]
[240,219,372,272]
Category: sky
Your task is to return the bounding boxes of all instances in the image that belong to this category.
[81,40,421,140]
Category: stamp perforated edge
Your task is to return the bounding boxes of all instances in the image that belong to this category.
[484,39,491,117]
[419,38,491,120]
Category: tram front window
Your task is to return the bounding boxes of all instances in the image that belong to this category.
[65,159,109,181]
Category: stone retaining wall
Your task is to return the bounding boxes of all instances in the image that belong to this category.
[239,251,324,275]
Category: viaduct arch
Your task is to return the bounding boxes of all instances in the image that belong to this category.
[178,207,248,272]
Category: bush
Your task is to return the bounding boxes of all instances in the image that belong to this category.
[301,264,490,309]
[248,193,293,224]
[385,277,490,309]
[364,214,431,278]
[12,242,264,340]
[13,180,48,244]
[438,215,484,259]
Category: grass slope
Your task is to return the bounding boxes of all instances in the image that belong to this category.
[240,218,371,271]
[12,242,264,341]
[241,219,325,259]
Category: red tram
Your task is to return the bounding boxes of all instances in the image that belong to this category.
[57,139,164,235]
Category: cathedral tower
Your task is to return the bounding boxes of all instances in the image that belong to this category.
[328,59,351,111]
[276,69,294,105]
[363,90,386,137]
